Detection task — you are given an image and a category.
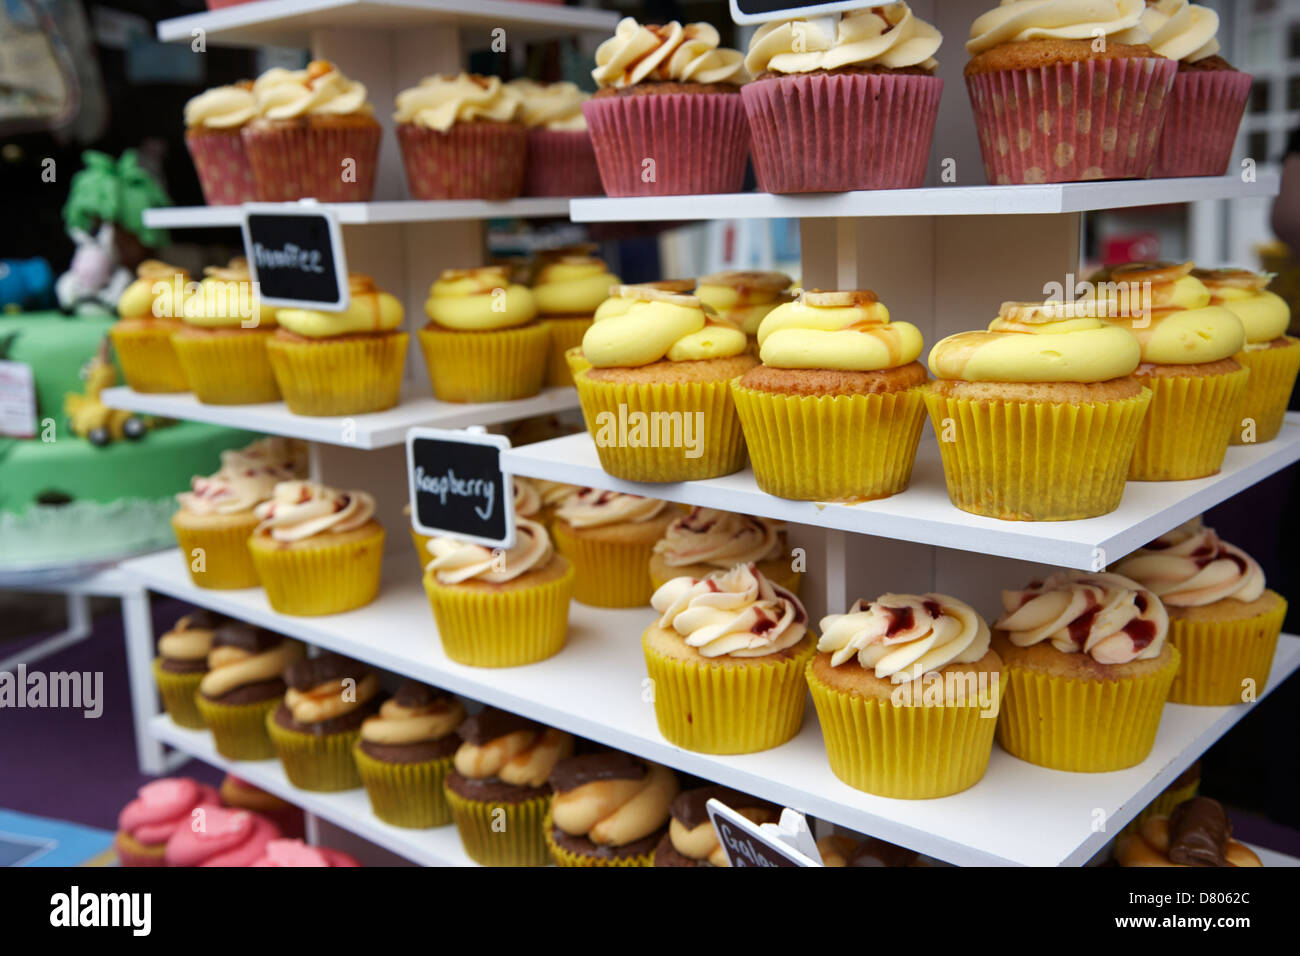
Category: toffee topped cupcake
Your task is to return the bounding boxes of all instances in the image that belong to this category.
[153,609,225,728]
[194,621,304,760]
[653,785,779,867]
[1116,796,1261,867]
[545,752,679,867]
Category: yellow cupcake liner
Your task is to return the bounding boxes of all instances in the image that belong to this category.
[541,318,591,387]
[353,742,455,828]
[417,323,549,403]
[1166,594,1287,705]
[996,645,1180,772]
[152,659,206,730]
[422,561,574,667]
[806,661,1003,799]
[731,382,926,501]
[170,512,260,589]
[565,346,592,378]
[649,562,802,597]
[1229,339,1300,444]
[542,812,655,867]
[171,329,281,405]
[265,712,362,792]
[923,386,1152,521]
[408,527,432,567]
[1123,777,1200,835]
[109,322,188,393]
[642,630,816,755]
[443,787,551,867]
[553,521,657,608]
[575,371,747,481]
[266,332,407,416]
[1130,366,1250,480]
[248,525,385,616]
[194,693,279,760]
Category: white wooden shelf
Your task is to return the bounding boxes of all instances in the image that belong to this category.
[149,717,476,866]
[569,173,1279,222]
[143,198,576,230]
[101,385,578,450]
[121,548,1300,867]
[156,0,620,47]
[500,415,1300,571]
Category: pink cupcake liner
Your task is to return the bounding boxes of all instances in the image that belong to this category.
[524,128,604,197]
[582,92,750,196]
[967,56,1177,185]
[742,72,943,193]
[185,129,258,206]
[396,122,527,199]
[1152,70,1253,178]
[241,121,381,202]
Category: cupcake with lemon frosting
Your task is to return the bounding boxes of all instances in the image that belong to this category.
[420,265,546,402]
[111,260,191,393]
[732,289,928,502]
[742,4,944,193]
[694,271,792,343]
[925,299,1150,520]
[808,592,1003,798]
[649,507,799,595]
[585,18,749,196]
[183,82,258,205]
[532,255,621,387]
[566,279,697,384]
[545,753,678,867]
[507,79,602,197]
[1115,518,1287,705]
[552,488,677,607]
[644,563,816,754]
[394,73,525,199]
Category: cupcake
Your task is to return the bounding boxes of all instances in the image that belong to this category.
[1143,1,1253,178]
[422,516,573,666]
[110,260,190,393]
[650,507,799,595]
[243,61,380,202]
[420,266,547,403]
[733,289,928,502]
[545,753,678,867]
[248,838,361,867]
[1095,262,1248,480]
[248,480,384,616]
[694,271,792,344]
[172,437,305,589]
[652,786,779,867]
[993,571,1180,772]
[742,5,944,192]
[266,653,384,792]
[1115,518,1287,705]
[817,834,921,867]
[566,278,696,385]
[585,18,749,196]
[964,0,1177,184]
[267,274,407,416]
[219,774,305,839]
[1115,796,1262,867]
[577,285,756,481]
[507,79,603,197]
[443,708,574,867]
[925,299,1150,520]
[194,622,304,760]
[354,681,466,828]
[153,610,224,728]
[552,488,676,607]
[532,255,621,387]
[394,74,525,199]
[172,258,280,405]
[183,82,259,205]
[808,591,1003,798]
[1195,268,1298,444]
[163,806,281,867]
[115,778,220,866]
[644,563,816,754]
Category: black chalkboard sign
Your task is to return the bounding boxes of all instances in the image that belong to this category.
[241,205,350,310]
[406,427,516,549]
[706,799,821,867]
[730,0,899,25]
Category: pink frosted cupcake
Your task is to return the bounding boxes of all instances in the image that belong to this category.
[249,839,361,867]
[741,5,944,193]
[115,778,220,867]
[965,1,1177,184]
[584,17,749,197]
[183,82,259,205]
[164,806,281,867]
[507,79,603,197]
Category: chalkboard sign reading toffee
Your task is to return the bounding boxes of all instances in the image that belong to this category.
[240,204,350,311]
[730,0,901,25]
[706,799,822,867]
[406,427,516,549]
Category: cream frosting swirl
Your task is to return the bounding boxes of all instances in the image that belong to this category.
[967,0,1150,56]
[505,79,588,130]
[651,563,808,658]
[757,290,924,371]
[176,438,304,517]
[746,5,942,76]
[513,477,542,518]
[394,73,520,132]
[1114,518,1265,607]
[653,508,783,568]
[253,481,377,543]
[554,488,666,528]
[184,84,257,129]
[426,517,553,585]
[360,694,465,745]
[593,18,745,88]
[454,726,574,786]
[818,593,991,683]
[582,285,748,366]
[1141,0,1220,62]
[253,61,371,119]
[996,570,1168,664]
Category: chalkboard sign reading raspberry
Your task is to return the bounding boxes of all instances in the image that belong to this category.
[406,427,516,549]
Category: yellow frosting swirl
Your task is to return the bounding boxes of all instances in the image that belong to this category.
[394,73,520,133]
[426,517,554,585]
[694,271,792,336]
[253,61,371,119]
[746,5,942,76]
[253,480,377,543]
[818,593,991,683]
[533,257,621,316]
[555,488,665,528]
[967,0,1150,56]
[593,18,745,89]
[182,261,279,329]
[757,290,923,371]
[505,79,588,131]
[651,563,808,659]
[551,759,678,847]
[582,286,746,366]
[176,441,302,517]
[360,694,465,745]
[275,275,402,338]
[1113,518,1266,608]
[117,261,189,320]
[424,266,537,331]
[1194,269,1290,344]
[184,84,257,129]
[1141,0,1220,62]
[592,280,694,321]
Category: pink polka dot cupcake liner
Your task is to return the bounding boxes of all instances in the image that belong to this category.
[241,121,381,202]
[742,72,943,193]
[397,122,527,200]
[582,92,750,197]
[524,128,604,197]
[1152,70,1253,178]
[185,130,258,206]
[966,56,1177,185]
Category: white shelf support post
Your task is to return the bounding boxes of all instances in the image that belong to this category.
[824,529,849,619]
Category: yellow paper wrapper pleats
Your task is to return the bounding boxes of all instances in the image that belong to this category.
[1229,339,1300,444]
[266,713,363,792]
[417,324,549,403]
[543,812,655,867]
[110,322,188,393]
[247,525,385,616]
[1165,594,1286,705]
[1130,367,1249,480]
[540,318,591,387]
[172,330,280,404]
[195,694,279,760]
[443,788,551,867]
[353,743,455,828]
[266,333,407,416]
[171,513,260,589]
[152,660,206,729]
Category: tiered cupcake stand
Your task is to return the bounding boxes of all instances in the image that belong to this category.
[104,0,1300,866]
